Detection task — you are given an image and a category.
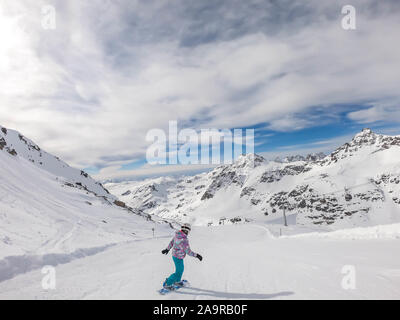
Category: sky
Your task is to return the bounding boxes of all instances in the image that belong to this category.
[1,0,400,181]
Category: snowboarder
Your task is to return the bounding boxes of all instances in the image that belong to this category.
[161,223,202,289]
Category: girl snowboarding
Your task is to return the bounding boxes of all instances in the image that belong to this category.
[161,223,202,289]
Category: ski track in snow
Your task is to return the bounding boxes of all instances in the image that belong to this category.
[0,243,116,283]
[0,224,399,300]
[0,235,170,284]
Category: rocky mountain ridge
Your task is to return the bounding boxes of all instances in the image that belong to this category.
[106,128,400,228]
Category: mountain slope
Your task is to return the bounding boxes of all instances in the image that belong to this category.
[0,125,111,199]
[0,125,169,262]
[106,129,400,229]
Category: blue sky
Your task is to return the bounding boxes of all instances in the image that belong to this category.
[1,0,400,181]
[255,104,400,154]
[85,106,400,179]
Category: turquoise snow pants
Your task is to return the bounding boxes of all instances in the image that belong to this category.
[166,256,184,286]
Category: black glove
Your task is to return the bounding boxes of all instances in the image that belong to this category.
[162,249,169,255]
[196,254,203,261]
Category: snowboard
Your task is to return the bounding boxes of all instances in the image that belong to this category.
[158,280,189,295]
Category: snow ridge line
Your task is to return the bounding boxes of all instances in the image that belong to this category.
[280,223,400,240]
[0,243,117,283]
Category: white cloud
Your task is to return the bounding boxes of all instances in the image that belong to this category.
[0,0,399,171]
[348,102,400,124]
[259,133,356,160]
[95,163,216,182]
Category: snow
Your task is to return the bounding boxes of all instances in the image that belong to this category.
[0,224,399,299]
[282,223,400,240]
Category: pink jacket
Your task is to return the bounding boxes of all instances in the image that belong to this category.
[167,230,197,259]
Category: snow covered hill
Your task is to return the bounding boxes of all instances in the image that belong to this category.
[0,125,170,266]
[106,129,400,229]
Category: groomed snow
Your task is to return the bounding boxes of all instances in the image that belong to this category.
[0,224,399,300]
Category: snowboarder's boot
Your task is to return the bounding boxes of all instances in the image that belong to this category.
[174,280,189,288]
[163,279,174,290]
[174,281,184,287]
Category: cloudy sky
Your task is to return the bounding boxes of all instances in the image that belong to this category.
[1,0,400,181]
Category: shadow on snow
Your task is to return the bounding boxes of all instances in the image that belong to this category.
[174,286,294,299]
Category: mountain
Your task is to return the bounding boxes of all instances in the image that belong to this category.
[0,125,168,261]
[274,152,326,163]
[0,125,112,199]
[106,128,400,229]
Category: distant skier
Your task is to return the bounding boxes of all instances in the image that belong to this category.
[161,223,202,289]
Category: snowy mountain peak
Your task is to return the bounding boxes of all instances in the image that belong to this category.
[320,129,400,166]
[350,128,400,149]
[279,152,326,163]
[352,127,378,143]
[361,127,373,135]
[234,153,266,168]
[0,124,113,200]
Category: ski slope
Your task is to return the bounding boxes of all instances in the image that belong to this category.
[1,224,399,300]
